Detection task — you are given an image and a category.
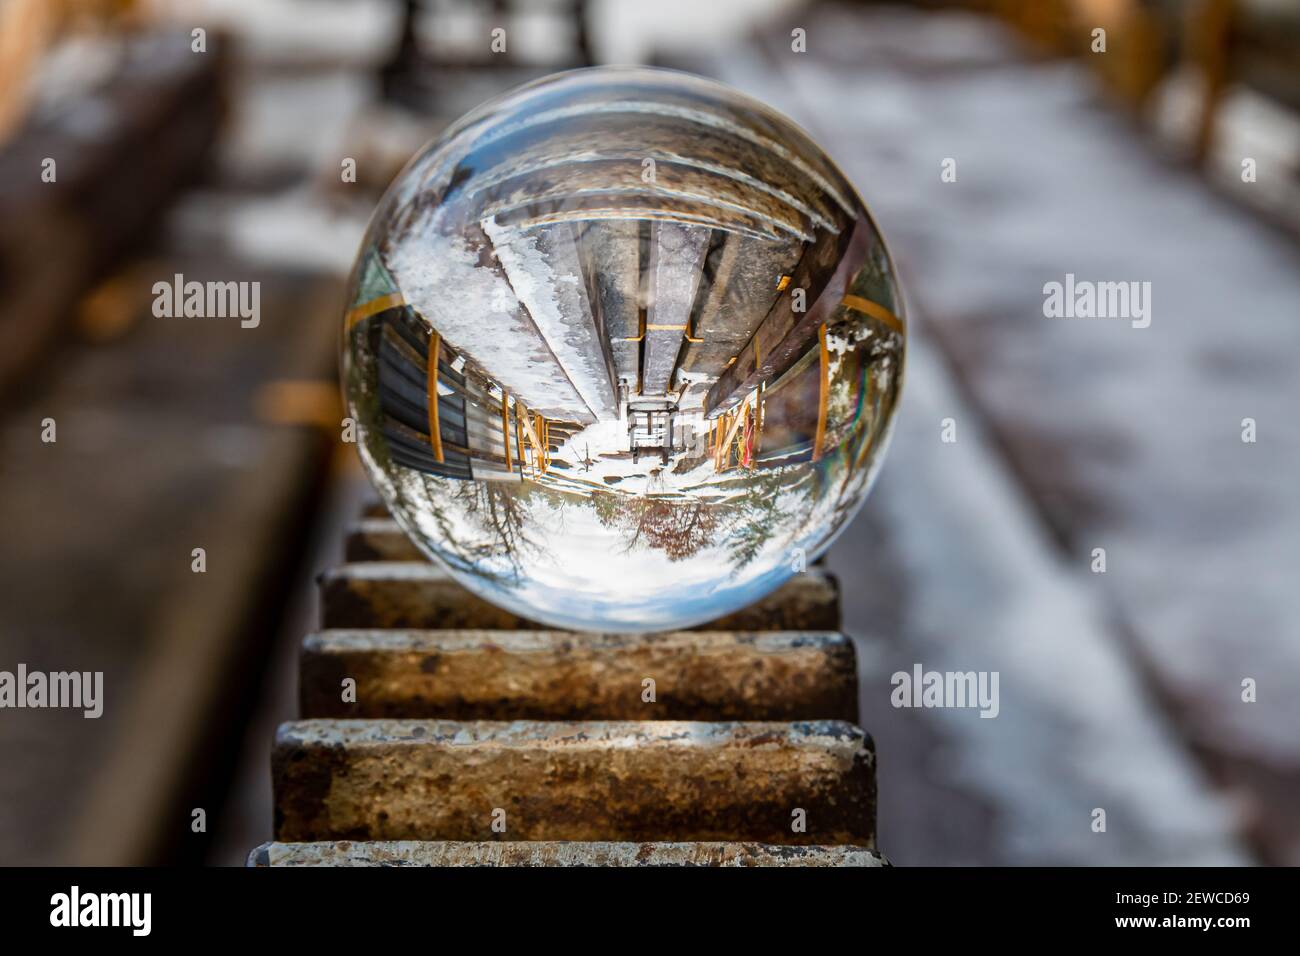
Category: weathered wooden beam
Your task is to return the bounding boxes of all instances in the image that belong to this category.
[705,218,868,418]
[641,221,710,396]
[273,719,875,844]
[23,264,344,865]
[319,562,840,631]
[0,29,227,396]
[477,158,815,242]
[581,220,641,390]
[454,112,848,232]
[677,231,803,404]
[249,840,887,867]
[300,629,857,721]
[319,562,521,629]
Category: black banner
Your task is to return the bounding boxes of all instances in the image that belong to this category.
[0,866,1279,942]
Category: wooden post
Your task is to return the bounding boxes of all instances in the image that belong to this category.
[1189,0,1236,166]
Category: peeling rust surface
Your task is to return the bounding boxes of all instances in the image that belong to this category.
[319,563,526,630]
[319,563,840,631]
[249,840,889,867]
[300,629,857,721]
[272,719,875,845]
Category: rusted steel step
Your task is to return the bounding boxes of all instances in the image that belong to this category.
[273,719,875,845]
[319,562,841,631]
[344,518,424,562]
[300,629,858,721]
[249,840,888,867]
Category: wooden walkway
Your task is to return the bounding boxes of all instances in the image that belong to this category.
[666,4,1299,864]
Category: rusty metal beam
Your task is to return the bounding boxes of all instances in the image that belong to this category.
[272,719,875,844]
[300,629,857,721]
[249,841,888,867]
[319,562,841,631]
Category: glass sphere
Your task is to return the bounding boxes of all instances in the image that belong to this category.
[342,67,905,633]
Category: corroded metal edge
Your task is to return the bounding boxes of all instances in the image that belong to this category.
[299,628,858,721]
[272,719,876,844]
[274,718,872,751]
[248,840,890,867]
[306,628,852,654]
[319,562,841,631]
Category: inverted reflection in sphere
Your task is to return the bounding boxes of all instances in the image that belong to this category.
[343,67,905,632]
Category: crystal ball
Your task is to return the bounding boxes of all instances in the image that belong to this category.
[342,67,905,632]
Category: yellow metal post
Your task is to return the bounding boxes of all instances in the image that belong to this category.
[501,391,512,472]
[812,323,829,462]
[426,331,444,464]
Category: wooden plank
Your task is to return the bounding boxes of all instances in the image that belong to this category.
[319,562,840,631]
[300,629,857,721]
[249,840,888,867]
[272,719,875,844]
[0,263,343,866]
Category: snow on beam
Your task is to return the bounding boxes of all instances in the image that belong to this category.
[382,222,593,424]
[485,219,619,422]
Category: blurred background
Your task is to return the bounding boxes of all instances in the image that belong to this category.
[0,0,1297,866]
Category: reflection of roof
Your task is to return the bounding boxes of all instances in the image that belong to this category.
[380,71,872,447]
